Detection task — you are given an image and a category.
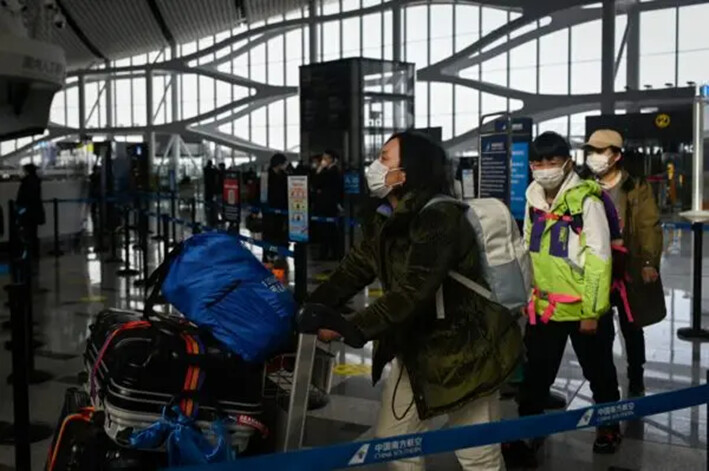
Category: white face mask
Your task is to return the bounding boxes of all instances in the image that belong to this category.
[532,161,569,190]
[366,159,396,198]
[586,153,612,176]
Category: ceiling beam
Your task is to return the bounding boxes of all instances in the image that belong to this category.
[55,0,107,61]
[147,0,175,47]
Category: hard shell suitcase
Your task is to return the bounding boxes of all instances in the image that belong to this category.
[83,309,267,453]
[46,388,165,471]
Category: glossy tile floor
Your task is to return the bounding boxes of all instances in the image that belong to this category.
[0,221,706,470]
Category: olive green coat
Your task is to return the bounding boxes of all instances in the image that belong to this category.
[617,172,666,327]
[309,191,523,420]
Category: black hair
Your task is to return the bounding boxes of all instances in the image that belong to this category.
[322,149,339,161]
[387,129,453,197]
[530,131,571,162]
[269,153,287,169]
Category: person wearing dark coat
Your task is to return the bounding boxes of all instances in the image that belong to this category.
[16,163,45,260]
[203,160,218,225]
[263,154,289,262]
[312,150,343,260]
[583,129,665,397]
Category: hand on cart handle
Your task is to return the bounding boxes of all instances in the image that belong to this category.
[296,303,366,348]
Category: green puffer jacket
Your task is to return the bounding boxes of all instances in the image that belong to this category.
[309,191,523,420]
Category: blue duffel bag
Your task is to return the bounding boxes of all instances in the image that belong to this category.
[144,232,296,363]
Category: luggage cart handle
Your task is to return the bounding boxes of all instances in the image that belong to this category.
[296,303,366,348]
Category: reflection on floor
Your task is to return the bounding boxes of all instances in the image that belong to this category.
[0,226,706,470]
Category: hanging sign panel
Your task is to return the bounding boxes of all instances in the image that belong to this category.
[479,133,509,202]
[288,175,309,242]
[510,142,530,221]
[223,170,241,223]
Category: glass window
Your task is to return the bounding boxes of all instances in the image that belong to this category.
[430,83,453,140]
[415,81,428,127]
[268,35,285,85]
[539,29,568,94]
[405,5,427,66]
[482,54,507,88]
[285,28,303,86]
[640,8,676,87]
[510,42,536,93]
[678,4,709,86]
[454,4,479,53]
[571,20,601,94]
[430,5,453,64]
[455,85,478,137]
[322,20,341,61]
[342,17,361,58]
[362,12,382,59]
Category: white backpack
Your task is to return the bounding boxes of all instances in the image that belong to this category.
[424,196,532,316]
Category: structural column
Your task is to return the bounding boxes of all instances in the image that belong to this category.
[105,60,114,133]
[392,2,402,62]
[626,1,640,112]
[146,68,156,171]
[78,73,86,138]
[601,0,616,114]
[308,0,318,63]
[171,45,180,187]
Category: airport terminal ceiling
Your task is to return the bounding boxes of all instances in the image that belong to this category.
[2,0,709,165]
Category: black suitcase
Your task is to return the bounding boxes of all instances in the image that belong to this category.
[83,309,267,453]
[46,388,165,471]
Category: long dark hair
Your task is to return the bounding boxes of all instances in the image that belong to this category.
[387,130,454,197]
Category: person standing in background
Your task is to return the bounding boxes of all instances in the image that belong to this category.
[584,129,665,397]
[313,150,343,261]
[16,163,46,262]
[516,132,621,462]
[203,160,217,226]
[263,154,290,263]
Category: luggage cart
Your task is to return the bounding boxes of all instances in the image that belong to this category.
[266,334,334,451]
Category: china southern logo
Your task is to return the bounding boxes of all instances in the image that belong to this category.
[348,444,370,466]
[577,408,594,427]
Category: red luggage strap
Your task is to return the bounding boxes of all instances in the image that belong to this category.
[527,288,582,325]
[90,320,152,400]
[47,406,95,471]
[180,333,206,418]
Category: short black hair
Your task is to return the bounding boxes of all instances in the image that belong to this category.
[386,130,453,197]
[269,153,287,168]
[531,131,571,162]
[322,149,339,161]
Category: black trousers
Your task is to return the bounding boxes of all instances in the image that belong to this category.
[518,314,620,418]
[611,290,646,381]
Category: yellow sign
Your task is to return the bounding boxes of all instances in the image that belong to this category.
[333,364,372,376]
[79,295,107,303]
[655,113,671,129]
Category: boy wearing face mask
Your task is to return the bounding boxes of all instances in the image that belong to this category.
[584,129,665,397]
[517,132,621,458]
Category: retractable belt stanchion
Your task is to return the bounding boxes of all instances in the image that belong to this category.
[190,197,200,234]
[0,203,54,454]
[105,212,122,264]
[96,195,107,253]
[152,191,163,241]
[678,85,709,341]
[134,200,150,288]
[48,198,63,257]
[162,214,170,258]
[117,205,139,277]
[170,192,177,246]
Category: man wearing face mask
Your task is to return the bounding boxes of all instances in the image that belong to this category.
[584,129,665,397]
[516,132,621,459]
[309,131,522,470]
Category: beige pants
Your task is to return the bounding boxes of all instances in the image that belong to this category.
[375,360,505,471]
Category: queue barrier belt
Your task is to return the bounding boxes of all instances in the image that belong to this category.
[169,383,709,470]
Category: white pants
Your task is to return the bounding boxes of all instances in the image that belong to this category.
[375,360,505,471]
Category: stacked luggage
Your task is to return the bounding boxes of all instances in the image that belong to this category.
[48,232,296,470]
